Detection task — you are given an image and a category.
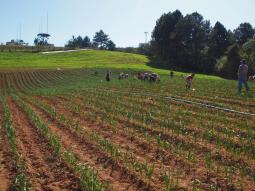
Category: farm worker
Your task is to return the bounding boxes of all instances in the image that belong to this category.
[137,72,144,80]
[105,70,111,82]
[170,71,174,78]
[248,75,255,81]
[185,73,195,89]
[237,59,249,93]
[118,72,124,80]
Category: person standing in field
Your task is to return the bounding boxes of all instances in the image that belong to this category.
[170,71,174,78]
[237,59,249,93]
[185,73,195,89]
[105,70,111,82]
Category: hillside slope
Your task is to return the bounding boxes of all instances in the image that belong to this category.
[0,49,224,80]
[0,50,148,69]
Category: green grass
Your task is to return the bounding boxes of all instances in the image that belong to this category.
[0,49,147,69]
[0,49,222,80]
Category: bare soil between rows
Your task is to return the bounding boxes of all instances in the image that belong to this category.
[8,98,81,191]
[0,104,15,191]
[34,95,255,190]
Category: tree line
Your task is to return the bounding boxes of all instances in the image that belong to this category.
[146,10,255,79]
[65,30,116,50]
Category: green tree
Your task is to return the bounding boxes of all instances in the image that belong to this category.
[234,23,255,44]
[76,36,83,47]
[174,12,211,70]
[199,47,216,74]
[82,36,91,47]
[151,10,183,67]
[66,35,76,48]
[106,40,116,51]
[137,43,152,56]
[242,39,255,73]
[34,33,50,46]
[208,22,230,58]
[216,44,241,79]
[227,30,236,45]
[93,30,109,49]
[66,35,91,48]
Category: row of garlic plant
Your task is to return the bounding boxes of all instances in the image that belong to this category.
[83,88,254,136]
[83,89,255,159]
[80,89,255,162]
[66,93,226,190]
[41,94,202,190]
[26,95,158,188]
[66,90,255,188]
[33,90,254,189]
[1,95,31,190]
[12,94,108,191]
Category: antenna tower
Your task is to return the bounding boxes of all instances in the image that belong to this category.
[144,32,148,43]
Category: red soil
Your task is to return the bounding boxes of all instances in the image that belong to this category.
[0,104,15,191]
[38,95,255,191]
[27,98,156,191]
[8,98,80,191]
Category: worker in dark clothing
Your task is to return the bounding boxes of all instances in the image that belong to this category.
[170,71,174,78]
[106,70,111,82]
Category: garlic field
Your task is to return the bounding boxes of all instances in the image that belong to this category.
[0,68,254,191]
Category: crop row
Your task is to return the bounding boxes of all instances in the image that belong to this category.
[56,91,255,189]
[2,69,255,110]
[69,90,255,160]
[1,95,31,190]
[32,94,252,190]
[25,94,182,190]
[12,94,108,191]
[0,70,95,95]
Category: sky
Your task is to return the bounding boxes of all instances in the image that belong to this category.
[0,0,255,47]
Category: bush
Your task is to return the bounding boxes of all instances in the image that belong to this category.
[216,44,241,79]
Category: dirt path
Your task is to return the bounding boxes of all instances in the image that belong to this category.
[41,49,88,54]
[8,98,80,191]
[0,104,15,191]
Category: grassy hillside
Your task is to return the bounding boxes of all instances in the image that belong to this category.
[0,50,148,69]
[0,49,224,80]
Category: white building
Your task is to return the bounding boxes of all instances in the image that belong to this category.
[6,39,28,46]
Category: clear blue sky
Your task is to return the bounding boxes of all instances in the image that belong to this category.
[0,0,254,47]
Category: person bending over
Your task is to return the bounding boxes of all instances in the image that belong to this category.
[186,73,195,89]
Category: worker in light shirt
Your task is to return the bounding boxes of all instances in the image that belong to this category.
[237,59,249,93]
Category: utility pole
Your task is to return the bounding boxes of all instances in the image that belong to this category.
[16,25,18,40]
[144,32,148,43]
[19,23,22,40]
[16,23,21,40]
[47,11,48,34]
[41,17,43,33]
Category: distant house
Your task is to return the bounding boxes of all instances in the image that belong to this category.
[6,39,28,46]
